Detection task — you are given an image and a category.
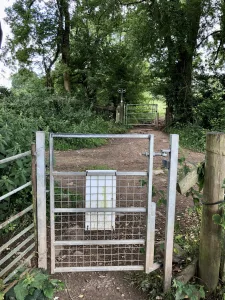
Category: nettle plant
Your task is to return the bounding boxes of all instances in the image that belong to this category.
[4,269,64,300]
[173,280,205,300]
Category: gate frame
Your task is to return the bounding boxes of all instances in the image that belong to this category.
[36,132,178,291]
[125,103,159,126]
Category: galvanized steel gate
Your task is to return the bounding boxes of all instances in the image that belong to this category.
[125,104,158,126]
[48,133,178,290]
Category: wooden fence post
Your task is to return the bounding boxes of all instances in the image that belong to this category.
[36,131,47,269]
[199,133,225,291]
[155,112,159,128]
[116,105,120,123]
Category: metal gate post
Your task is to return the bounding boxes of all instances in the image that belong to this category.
[164,134,179,291]
[49,133,55,274]
[145,134,156,272]
[36,131,47,269]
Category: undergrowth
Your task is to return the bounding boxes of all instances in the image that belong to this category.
[0,91,127,228]
[168,123,206,152]
[1,269,64,300]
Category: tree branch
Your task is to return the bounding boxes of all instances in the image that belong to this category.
[214,40,222,63]
[197,30,221,48]
[118,0,147,6]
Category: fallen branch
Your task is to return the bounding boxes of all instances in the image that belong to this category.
[175,258,198,284]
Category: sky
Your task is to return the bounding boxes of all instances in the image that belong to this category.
[0,0,14,87]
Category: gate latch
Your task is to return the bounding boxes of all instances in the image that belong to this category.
[142,149,171,169]
[142,149,170,157]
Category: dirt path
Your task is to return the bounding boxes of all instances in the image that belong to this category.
[54,127,204,300]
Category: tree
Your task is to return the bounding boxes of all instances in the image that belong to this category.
[125,0,204,122]
[57,0,71,92]
[4,0,65,89]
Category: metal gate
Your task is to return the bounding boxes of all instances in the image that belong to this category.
[46,133,178,290]
[125,104,158,126]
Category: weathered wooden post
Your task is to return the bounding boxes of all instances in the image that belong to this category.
[199,133,225,291]
[155,112,159,128]
[116,104,120,123]
[120,102,124,123]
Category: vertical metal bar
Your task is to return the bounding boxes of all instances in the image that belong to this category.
[145,134,155,272]
[36,131,47,269]
[49,133,56,274]
[31,144,38,264]
[164,134,179,292]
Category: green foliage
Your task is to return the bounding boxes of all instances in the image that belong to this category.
[213,200,225,230]
[0,100,37,224]
[4,269,64,300]
[169,124,206,152]
[0,86,11,99]
[0,80,126,226]
[127,270,174,299]
[193,77,225,130]
[173,280,205,300]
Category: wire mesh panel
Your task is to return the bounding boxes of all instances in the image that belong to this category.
[125,104,158,126]
[49,134,157,273]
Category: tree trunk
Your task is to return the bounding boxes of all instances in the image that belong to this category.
[165,0,203,123]
[57,0,71,93]
[199,133,225,291]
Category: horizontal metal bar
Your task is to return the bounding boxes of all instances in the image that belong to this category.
[54,266,145,273]
[117,171,147,176]
[52,171,147,176]
[87,170,116,176]
[51,133,150,139]
[54,239,145,246]
[0,223,34,253]
[53,171,86,176]
[0,181,31,202]
[54,207,146,213]
[3,252,35,284]
[0,243,35,278]
[0,234,35,266]
[0,205,33,230]
[0,151,31,165]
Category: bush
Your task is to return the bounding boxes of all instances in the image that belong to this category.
[168,123,206,152]
[193,78,225,131]
[0,89,127,226]
[4,269,64,300]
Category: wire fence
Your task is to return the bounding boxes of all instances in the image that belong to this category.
[53,173,148,269]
